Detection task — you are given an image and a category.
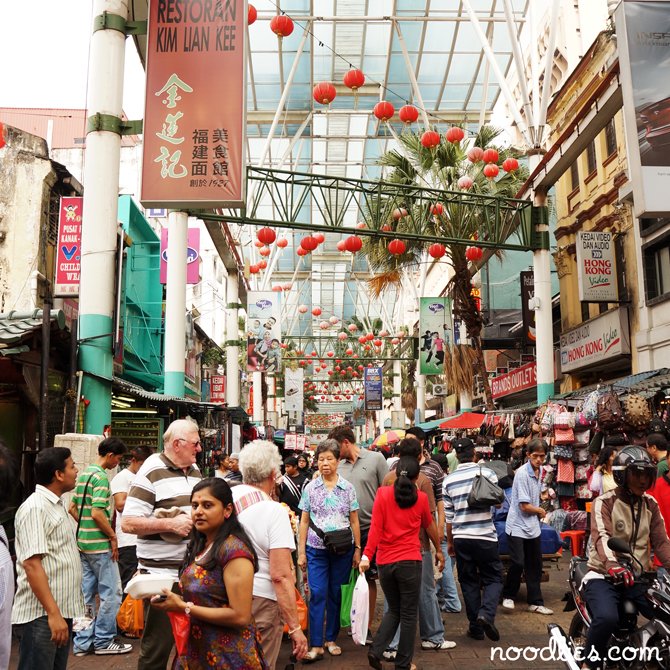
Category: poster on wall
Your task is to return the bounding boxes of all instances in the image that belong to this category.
[576,231,618,302]
[54,196,83,295]
[246,291,282,373]
[284,368,304,413]
[616,1,670,217]
[141,0,246,208]
[520,271,536,345]
[419,297,453,375]
[364,367,383,411]
[159,228,201,284]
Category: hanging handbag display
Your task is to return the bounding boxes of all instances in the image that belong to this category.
[467,465,505,509]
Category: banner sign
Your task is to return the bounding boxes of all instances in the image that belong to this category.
[364,366,383,411]
[159,227,201,284]
[247,291,282,373]
[284,368,304,413]
[616,1,670,217]
[419,297,453,375]
[520,271,536,345]
[210,375,226,403]
[491,362,537,400]
[560,308,631,373]
[576,231,618,302]
[141,0,246,208]
[55,197,83,295]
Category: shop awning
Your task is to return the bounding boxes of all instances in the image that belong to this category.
[0,309,66,352]
[551,368,670,402]
[415,417,450,432]
[439,412,486,430]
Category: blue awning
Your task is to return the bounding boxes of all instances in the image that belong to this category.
[415,417,449,432]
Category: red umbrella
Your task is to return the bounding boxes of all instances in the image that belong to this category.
[439,412,486,430]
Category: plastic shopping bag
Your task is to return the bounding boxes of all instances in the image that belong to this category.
[350,573,370,646]
[283,587,308,633]
[116,595,144,638]
[167,611,191,657]
[340,569,357,627]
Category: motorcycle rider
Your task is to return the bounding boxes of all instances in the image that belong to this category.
[580,446,670,669]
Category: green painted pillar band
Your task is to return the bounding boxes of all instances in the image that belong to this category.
[165,371,186,397]
[536,382,554,406]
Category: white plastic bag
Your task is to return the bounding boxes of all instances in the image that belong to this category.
[350,573,370,646]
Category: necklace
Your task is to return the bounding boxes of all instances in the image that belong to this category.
[195,544,213,561]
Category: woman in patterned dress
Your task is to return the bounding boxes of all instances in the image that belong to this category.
[152,477,267,669]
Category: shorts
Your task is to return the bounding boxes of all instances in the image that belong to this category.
[360,529,378,580]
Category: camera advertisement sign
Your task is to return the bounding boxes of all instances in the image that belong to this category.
[284,368,303,413]
[576,231,618,302]
[560,308,630,373]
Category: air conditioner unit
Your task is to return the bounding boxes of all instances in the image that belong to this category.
[433,384,447,396]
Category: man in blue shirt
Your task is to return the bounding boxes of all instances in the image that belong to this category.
[501,439,553,615]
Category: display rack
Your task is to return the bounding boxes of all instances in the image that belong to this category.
[111,417,164,450]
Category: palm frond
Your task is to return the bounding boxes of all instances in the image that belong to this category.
[367,269,402,297]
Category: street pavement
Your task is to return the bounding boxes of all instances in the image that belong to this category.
[9,556,575,669]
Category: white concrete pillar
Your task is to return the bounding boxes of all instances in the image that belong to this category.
[253,371,263,422]
[225,273,240,407]
[416,372,426,423]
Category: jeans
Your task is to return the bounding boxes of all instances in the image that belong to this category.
[389,549,445,648]
[436,540,461,612]
[73,551,122,652]
[371,561,422,670]
[306,545,354,647]
[453,538,503,633]
[16,616,72,670]
[502,534,544,605]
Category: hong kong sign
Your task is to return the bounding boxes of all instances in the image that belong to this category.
[55,197,83,295]
[576,231,618,302]
[560,308,630,373]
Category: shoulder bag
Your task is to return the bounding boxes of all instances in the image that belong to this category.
[467,465,505,509]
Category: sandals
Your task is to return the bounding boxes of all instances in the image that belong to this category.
[303,649,324,663]
[325,642,342,656]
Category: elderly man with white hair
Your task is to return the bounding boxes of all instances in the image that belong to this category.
[122,418,203,670]
[232,440,308,667]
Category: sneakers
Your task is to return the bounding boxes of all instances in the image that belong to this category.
[382,649,397,661]
[73,648,93,657]
[421,639,457,650]
[365,630,374,645]
[94,640,133,655]
[528,605,554,615]
[501,598,515,610]
[476,616,500,642]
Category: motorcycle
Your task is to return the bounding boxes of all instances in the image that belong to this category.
[548,537,670,670]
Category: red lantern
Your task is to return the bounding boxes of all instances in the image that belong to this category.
[356,222,366,229]
[483,163,499,179]
[398,105,419,124]
[421,130,440,149]
[502,157,519,172]
[272,285,282,292]
[327,351,334,357]
[312,307,322,316]
[392,208,408,221]
[482,148,499,164]
[343,69,365,91]
[259,246,271,257]
[431,203,444,216]
[276,237,288,248]
[300,235,318,251]
[381,223,392,232]
[445,126,465,143]
[457,175,473,190]
[388,239,406,255]
[0,123,6,150]
[254,239,264,248]
[296,247,308,256]
[428,243,446,259]
[467,146,484,163]
[313,232,325,244]
[373,339,383,347]
[373,101,395,122]
[258,259,267,269]
[257,226,276,245]
[344,235,363,253]
[358,336,367,344]
[248,4,257,25]
[336,240,346,252]
[366,333,374,341]
[249,264,260,274]
[466,246,483,262]
[270,14,294,38]
[313,82,337,105]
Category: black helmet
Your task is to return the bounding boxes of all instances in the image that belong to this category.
[612,446,657,491]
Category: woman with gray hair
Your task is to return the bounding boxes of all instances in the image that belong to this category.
[298,439,361,661]
[231,440,308,667]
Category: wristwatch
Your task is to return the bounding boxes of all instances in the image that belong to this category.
[184,601,194,616]
[355,545,361,549]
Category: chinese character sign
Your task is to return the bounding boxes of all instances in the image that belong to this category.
[141,0,246,208]
[247,291,282,373]
[419,297,453,375]
[55,197,83,295]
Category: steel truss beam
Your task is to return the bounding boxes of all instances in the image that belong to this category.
[280,335,417,362]
[196,168,544,252]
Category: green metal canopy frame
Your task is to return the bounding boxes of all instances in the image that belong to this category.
[195,167,549,252]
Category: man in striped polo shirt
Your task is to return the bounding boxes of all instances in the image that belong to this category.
[443,438,503,642]
[70,437,131,657]
[122,418,202,670]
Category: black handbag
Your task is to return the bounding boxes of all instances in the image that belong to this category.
[308,518,353,555]
[467,465,505,509]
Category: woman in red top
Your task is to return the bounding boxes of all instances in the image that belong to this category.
[360,457,444,670]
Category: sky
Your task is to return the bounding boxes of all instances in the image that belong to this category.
[5,1,146,119]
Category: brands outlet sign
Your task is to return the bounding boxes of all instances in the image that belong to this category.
[492,362,537,400]
[560,308,630,373]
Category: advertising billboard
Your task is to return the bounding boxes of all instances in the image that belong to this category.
[284,368,304,413]
[159,227,201,284]
[246,291,282,373]
[576,231,618,302]
[364,366,383,411]
[419,297,453,375]
[54,196,83,295]
[520,271,536,346]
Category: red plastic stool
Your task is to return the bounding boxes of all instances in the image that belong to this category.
[560,530,586,556]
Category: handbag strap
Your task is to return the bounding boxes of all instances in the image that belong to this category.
[308,516,328,540]
[75,472,96,539]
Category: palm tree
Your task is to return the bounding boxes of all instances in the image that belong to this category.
[362,126,528,409]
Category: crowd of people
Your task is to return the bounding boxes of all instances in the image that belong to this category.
[3,415,670,670]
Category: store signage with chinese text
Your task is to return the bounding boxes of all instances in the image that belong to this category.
[55,197,83,295]
[491,362,537,400]
[141,0,246,208]
[560,308,630,373]
[576,231,618,302]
